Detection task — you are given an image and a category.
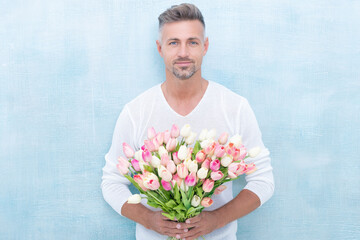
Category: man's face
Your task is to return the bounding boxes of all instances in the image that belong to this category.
[156,20,209,80]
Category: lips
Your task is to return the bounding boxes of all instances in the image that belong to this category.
[175,61,193,67]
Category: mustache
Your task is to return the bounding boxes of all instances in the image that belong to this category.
[173,58,194,64]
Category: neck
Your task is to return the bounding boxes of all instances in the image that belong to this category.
[162,69,206,100]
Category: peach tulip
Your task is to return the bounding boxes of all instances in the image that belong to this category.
[201,197,213,207]
[171,124,180,138]
[122,142,135,158]
[218,132,229,145]
[202,179,214,192]
[214,185,227,195]
[147,127,156,140]
[177,163,188,179]
[211,171,224,181]
[117,156,130,175]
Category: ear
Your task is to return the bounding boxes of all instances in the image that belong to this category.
[156,40,163,57]
[203,37,209,56]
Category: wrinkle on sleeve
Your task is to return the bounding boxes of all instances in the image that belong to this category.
[101,105,136,216]
[238,99,275,206]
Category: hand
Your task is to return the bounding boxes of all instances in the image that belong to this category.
[175,211,221,240]
[145,211,189,238]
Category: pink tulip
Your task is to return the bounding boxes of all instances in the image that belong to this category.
[166,138,177,152]
[147,127,156,140]
[195,150,206,163]
[160,154,170,166]
[201,197,213,207]
[202,179,214,192]
[144,178,160,190]
[166,160,176,174]
[141,145,146,151]
[170,124,180,138]
[201,159,211,169]
[172,173,182,187]
[245,163,256,175]
[185,172,197,186]
[122,142,135,158]
[232,149,241,161]
[161,179,172,191]
[131,159,141,172]
[239,147,247,160]
[218,132,229,145]
[204,142,216,155]
[144,140,155,152]
[226,143,235,156]
[214,185,227,195]
[163,130,171,144]
[152,138,160,151]
[143,172,160,190]
[177,163,188,179]
[134,174,147,191]
[117,157,130,175]
[172,152,181,165]
[156,132,164,146]
[228,162,246,178]
[142,149,152,163]
[214,145,226,158]
[211,171,224,181]
[210,159,220,171]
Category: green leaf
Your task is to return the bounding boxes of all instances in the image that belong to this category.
[165,200,177,208]
[193,141,201,155]
[143,164,153,172]
[173,203,187,213]
[195,186,203,198]
[162,212,175,221]
[173,183,181,204]
[187,186,194,200]
[180,189,191,209]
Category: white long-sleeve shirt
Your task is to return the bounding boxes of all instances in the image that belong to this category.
[101,80,274,240]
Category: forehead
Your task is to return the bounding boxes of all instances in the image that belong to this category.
[160,20,205,41]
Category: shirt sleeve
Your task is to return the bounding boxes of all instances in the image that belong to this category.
[101,105,136,216]
[238,99,275,206]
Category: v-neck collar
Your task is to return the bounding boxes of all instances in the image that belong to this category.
[158,80,212,118]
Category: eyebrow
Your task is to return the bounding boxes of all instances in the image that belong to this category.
[166,37,202,42]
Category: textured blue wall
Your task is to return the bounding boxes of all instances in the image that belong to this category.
[1,0,359,239]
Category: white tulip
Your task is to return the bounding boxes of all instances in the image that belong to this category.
[183,159,193,170]
[158,146,168,157]
[197,167,208,179]
[206,128,217,140]
[178,145,188,160]
[151,156,161,168]
[248,147,261,158]
[180,124,191,138]
[191,195,201,207]
[127,194,141,204]
[134,150,143,161]
[221,155,233,167]
[198,129,208,141]
[229,134,242,148]
[185,132,197,145]
[180,180,189,192]
[200,139,211,149]
[188,160,198,173]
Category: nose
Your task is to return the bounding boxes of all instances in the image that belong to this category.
[177,43,189,58]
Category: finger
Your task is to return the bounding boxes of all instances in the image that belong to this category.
[185,214,202,224]
[163,228,191,239]
[177,227,203,240]
[163,221,188,230]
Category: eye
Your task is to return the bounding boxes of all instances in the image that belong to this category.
[169,42,177,46]
[190,41,199,45]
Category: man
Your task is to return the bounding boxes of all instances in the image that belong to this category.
[102,3,274,240]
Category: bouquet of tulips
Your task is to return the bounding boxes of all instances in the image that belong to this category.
[117,124,260,239]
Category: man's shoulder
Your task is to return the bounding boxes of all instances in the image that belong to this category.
[126,83,161,107]
[210,81,248,103]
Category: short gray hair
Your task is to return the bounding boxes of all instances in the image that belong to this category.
[158,3,205,31]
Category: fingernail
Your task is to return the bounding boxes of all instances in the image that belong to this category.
[176,223,181,229]
[176,234,180,239]
[185,219,190,224]
[184,228,188,233]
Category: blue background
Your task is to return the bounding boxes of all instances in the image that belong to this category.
[1,0,359,239]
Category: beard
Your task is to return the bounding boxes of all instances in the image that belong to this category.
[171,58,197,80]
[172,63,197,80]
